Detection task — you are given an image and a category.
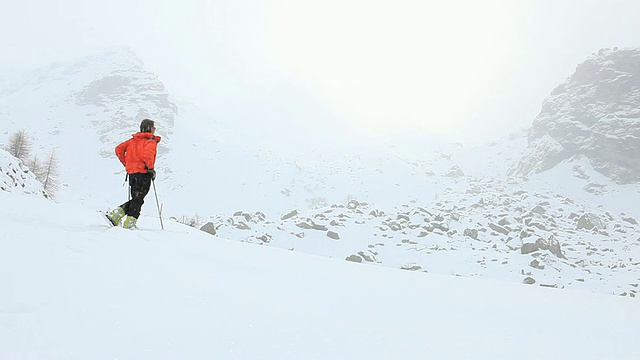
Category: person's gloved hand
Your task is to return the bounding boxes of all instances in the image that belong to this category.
[148,168,156,180]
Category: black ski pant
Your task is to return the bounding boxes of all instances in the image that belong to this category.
[120,173,152,219]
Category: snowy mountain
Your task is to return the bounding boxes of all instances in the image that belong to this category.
[1,47,639,299]
[511,47,640,184]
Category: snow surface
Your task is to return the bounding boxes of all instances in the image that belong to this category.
[1,191,639,359]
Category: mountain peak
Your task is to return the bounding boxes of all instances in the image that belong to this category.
[45,46,145,75]
[511,47,640,184]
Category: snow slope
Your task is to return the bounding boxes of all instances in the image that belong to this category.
[1,191,639,360]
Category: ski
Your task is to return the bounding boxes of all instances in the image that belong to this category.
[98,210,117,227]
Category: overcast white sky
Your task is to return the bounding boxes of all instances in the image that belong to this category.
[1,0,639,145]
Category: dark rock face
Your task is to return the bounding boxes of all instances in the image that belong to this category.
[511,48,640,184]
[200,222,216,236]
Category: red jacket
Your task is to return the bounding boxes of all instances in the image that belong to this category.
[115,133,162,174]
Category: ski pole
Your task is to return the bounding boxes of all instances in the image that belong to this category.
[123,174,130,201]
[151,178,164,230]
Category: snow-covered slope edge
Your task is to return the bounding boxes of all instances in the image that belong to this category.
[0,148,47,197]
[0,192,638,360]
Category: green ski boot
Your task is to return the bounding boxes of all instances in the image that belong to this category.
[122,215,138,229]
[106,207,125,227]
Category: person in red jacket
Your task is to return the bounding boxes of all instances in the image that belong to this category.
[106,119,162,229]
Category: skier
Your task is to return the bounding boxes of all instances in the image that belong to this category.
[106,119,161,229]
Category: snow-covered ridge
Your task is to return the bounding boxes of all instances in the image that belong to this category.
[512,47,640,184]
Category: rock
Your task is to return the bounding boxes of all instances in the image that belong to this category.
[296,218,327,231]
[432,222,449,232]
[531,205,547,215]
[585,182,607,194]
[345,255,362,263]
[576,213,606,231]
[540,284,560,289]
[523,277,536,285]
[472,198,485,209]
[200,222,216,236]
[520,229,534,239]
[327,231,340,240]
[401,239,418,245]
[530,259,545,270]
[401,264,423,271]
[357,251,376,262]
[622,215,638,225]
[521,238,546,254]
[234,211,252,222]
[521,237,566,259]
[547,235,567,259]
[296,221,313,230]
[386,221,403,231]
[369,209,385,217]
[521,242,539,254]
[489,223,510,235]
[346,200,360,210]
[254,212,266,222]
[257,234,272,243]
[530,222,548,231]
[463,228,479,240]
[446,165,465,178]
[280,209,298,221]
[234,221,250,230]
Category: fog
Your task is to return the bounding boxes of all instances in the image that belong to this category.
[2,0,639,146]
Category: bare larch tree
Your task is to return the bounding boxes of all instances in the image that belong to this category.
[6,129,32,162]
[41,149,60,199]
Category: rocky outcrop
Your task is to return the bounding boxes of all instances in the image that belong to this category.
[511,48,640,184]
[0,149,47,197]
